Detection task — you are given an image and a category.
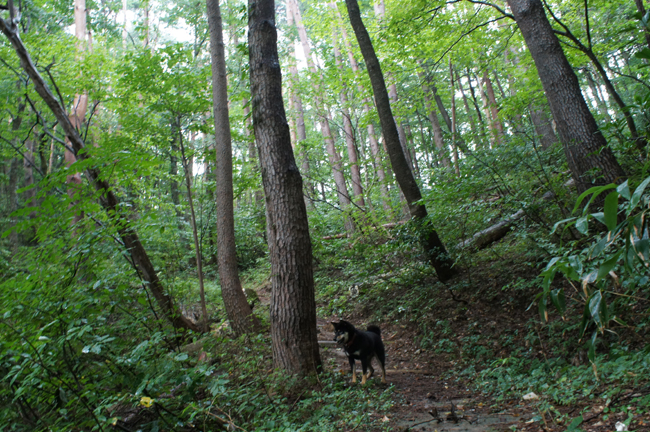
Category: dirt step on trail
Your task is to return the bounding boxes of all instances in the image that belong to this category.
[317,319,525,432]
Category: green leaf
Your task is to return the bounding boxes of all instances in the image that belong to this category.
[568,255,583,277]
[544,257,561,272]
[600,293,609,324]
[591,212,605,226]
[630,176,650,211]
[580,302,591,338]
[635,48,650,60]
[588,331,598,363]
[596,251,621,281]
[589,291,603,329]
[617,180,631,200]
[566,414,583,431]
[550,289,566,315]
[576,216,589,235]
[573,184,616,215]
[590,237,611,259]
[633,238,650,264]
[551,217,576,234]
[603,191,619,231]
[539,294,548,322]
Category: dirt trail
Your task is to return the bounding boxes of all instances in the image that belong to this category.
[317,318,527,432]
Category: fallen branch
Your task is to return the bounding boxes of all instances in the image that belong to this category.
[457,179,575,250]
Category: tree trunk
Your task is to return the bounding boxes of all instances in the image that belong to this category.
[66,0,89,227]
[248,0,321,375]
[23,138,36,240]
[332,30,365,207]
[584,48,645,151]
[207,0,259,336]
[529,105,558,150]
[506,0,626,194]
[450,60,460,177]
[0,17,200,333]
[7,158,19,250]
[634,0,650,51]
[456,69,480,141]
[418,71,450,168]
[584,69,613,123]
[333,3,391,214]
[482,70,504,144]
[284,1,314,205]
[466,69,488,145]
[474,69,497,147]
[546,6,647,152]
[232,29,264,207]
[345,0,456,281]
[288,0,353,229]
[121,0,127,47]
[431,84,452,132]
[178,130,209,331]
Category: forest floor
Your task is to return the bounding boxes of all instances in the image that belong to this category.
[314,312,650,432]
[250,244,650,432]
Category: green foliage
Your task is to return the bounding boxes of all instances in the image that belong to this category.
[233,204,268,270]
[541,176,650,363]
[474,346,650,407]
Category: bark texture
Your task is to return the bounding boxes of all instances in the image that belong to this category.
[0,17,200,333]
[507,0,625,194]
[248,0,321,375]
[207,0,259,336]
[345,0,455,281]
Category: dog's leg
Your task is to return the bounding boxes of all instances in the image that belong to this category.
[361,358,369,385]
[378,357,387,384]
[367,355,375,379]
[348,356,357,384]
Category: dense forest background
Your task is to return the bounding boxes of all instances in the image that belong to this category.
[1,0,649,430]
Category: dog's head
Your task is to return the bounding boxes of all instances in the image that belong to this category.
[332,320,355,345]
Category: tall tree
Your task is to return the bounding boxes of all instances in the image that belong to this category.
[332,3,392,214]
[288,0,353,231]
[0,15,200,333]
[506,0,626,194]
[544,4,647,152]
[65,0,89,227]
[418,70,451,168]
[344,0,456,282]
[332,27,365,208]
[248,0,321,374]
[207,0,259,336]
[284,0,314,203]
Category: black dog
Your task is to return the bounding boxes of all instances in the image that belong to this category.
[332,320,386,384]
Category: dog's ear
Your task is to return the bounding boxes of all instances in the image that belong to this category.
[329,321,339,331]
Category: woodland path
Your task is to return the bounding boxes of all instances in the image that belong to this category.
[317,315,650,432]
[255,286,648,432]
[316,318,526,432]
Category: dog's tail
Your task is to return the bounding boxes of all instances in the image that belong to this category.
[367,325,381,336]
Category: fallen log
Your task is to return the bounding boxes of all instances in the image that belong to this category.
[457,179,575,250]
